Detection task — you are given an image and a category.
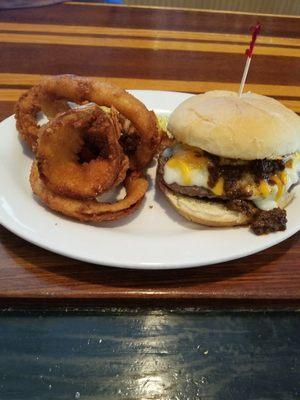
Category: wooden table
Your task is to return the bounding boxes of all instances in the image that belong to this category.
[1,2,300,309]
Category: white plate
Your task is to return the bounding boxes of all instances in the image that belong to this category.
[0,90,299,269]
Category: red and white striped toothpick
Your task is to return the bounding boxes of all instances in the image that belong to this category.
[238,23,261,97]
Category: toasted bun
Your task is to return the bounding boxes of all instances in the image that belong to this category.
[168,90,300,160]
[160,183,294,227]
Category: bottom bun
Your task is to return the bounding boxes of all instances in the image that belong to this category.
[159,181,294,228]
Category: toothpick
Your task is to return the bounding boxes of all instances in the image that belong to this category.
[238,57,251,97]
[238,23,261,97]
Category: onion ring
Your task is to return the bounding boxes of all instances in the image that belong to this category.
[36,106,128,200]
[16,75,161,168]
[15,85,70,151]
[30,161,148,222]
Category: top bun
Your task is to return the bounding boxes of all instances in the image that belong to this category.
[167,90,300,159]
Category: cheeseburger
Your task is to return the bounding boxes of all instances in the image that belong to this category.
[157,91,300,234]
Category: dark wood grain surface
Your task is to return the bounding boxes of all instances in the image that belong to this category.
[0,311,299,399]
[1,2,300,308]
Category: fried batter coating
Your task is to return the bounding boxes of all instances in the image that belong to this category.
[15,85,70,151]
[37,106,128,199]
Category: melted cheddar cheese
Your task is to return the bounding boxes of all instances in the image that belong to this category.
[163,145,300,211]
[164,146,210,187]
[258,180,271,198]
[212,178,224,196]
[271,172,287,202]
[167,158,192,185]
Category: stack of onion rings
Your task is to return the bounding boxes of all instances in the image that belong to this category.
[15,75,159,222]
